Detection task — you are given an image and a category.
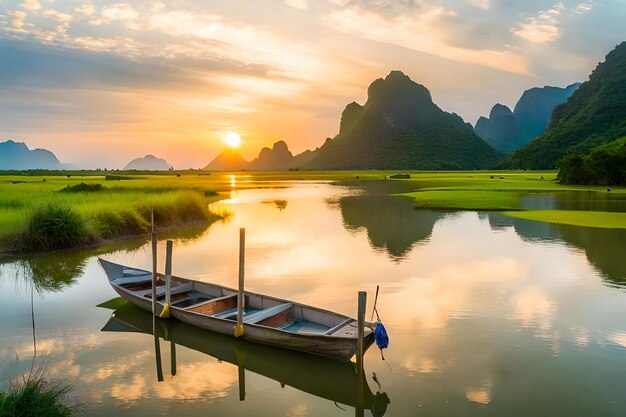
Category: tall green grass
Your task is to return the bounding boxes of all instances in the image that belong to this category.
[0,176,224,253]
[24,201,87,250]
[0,367,73,417]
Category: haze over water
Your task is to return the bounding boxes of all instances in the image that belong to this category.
[1,180,625,416]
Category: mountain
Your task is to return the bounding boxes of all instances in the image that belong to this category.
[474,104,519,154]
[0,140,62,170]
[301,71,503,170]
[514,83,581,144]
[500,42,626,169]
[123,155,171,170]
[474,84,580,154]
[203,148,249,171]
[248,141,294,170]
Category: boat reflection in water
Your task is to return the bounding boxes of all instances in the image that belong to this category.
[100,300,390,416]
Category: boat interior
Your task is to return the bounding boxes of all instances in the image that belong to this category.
[112,267,360,337]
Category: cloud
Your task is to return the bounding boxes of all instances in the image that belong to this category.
[20,0,41,12]
[285,0,308,10]
[75,4,96,17]
[11,11,27,30]
[467,0,489,10]
[101,3,138,22]
[40,9,73,40]
[324,5,529,75]
[511,2,565,44]
[572,2,594,14]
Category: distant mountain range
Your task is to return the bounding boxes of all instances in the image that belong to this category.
[7,41,625,174]
[475,83,580,154]
[124,155,171,170]
[205,71,503,171]
[500,41,626,169]
[0,140,62,170]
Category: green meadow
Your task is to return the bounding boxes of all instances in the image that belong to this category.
[0,172,229,253]
[397,171,626,229]
[2,170,625,255]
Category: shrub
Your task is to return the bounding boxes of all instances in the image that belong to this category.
[0,369,73,417]
[92,209,148,238]
[24,201,88,250]
[59,183,105,193]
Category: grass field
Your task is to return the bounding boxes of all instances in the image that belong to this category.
[2,170,625,254]
[503,210,626,229]
[396,171,626,228]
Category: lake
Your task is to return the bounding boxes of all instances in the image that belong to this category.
[1,179,625,416]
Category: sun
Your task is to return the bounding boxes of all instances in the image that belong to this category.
[223,132,242,148]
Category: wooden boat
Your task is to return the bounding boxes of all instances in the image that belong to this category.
[98,258,374,362]
[99,300,389,415]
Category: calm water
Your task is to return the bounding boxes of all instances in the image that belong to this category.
[1,180,626,416]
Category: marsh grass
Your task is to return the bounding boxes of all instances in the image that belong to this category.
[23,200,87,250]
[0,175,225,253]
[0,366,74,417]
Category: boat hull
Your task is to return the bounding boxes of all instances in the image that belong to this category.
[101,259,373,362]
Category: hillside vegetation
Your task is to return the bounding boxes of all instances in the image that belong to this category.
[558,136,626,185]
[500,42,626,169]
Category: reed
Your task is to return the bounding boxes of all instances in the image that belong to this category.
[0,367,73,417]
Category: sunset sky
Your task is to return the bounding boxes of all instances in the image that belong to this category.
[0,0,624,168]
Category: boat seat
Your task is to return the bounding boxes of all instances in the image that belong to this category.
[136,282,193,298]
[213,308,238,319]
[243,303,292,324]
[323,318,354,335]
[113,273,152,286]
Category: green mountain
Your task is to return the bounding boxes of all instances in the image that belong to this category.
[203,148,248,171]
[248,140,294,170]
[124,155,171,170]
[0,140,62,170]
[475,84,580,154]
[499,42,626,169]
[514,83,581,145]
[475,104,519,154]
[302,71,502,170]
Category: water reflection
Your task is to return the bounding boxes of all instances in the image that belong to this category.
[338,194,450,260]
[487,213,626,287]
[1,182,626,416]
[521,191,626,212]
[101,300,390,416]
[0,223,216,294]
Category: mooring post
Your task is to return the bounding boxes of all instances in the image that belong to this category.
[153,315,164,382]
[151,208,157,316]
[165,240,173,309]
[357,291,367,369]
[170,341,177,376]
[235,228,245,337]
[238,366,246,401]
[356,290,367,417]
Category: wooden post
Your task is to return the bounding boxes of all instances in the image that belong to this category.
[356,291,366,417]
[235,228,245,337]
[170,341,177,376]
[357,291,367,369]
[165,240,173,307]
[153,315,164,382]
[238,366,246,401]
[151,208,157,316]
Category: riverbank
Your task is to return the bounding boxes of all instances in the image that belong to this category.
[0,173,231,254]
[2,170,626,255]
[396,171,626,229]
